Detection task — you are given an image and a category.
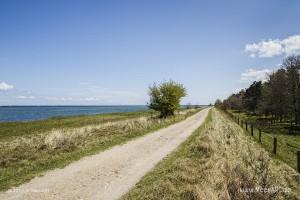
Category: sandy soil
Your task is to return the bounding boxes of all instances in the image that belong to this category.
[0,108,210,200]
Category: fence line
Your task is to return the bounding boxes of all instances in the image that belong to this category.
[224,110,300,173]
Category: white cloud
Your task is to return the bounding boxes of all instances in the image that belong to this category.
[45,97,73,101]
[79,97,100,101]
[79,82,90,85]
[245,35,300,57]
[0,81,14,91]
[41,86,144,104]
[16,95,36,99]
[241,68,271,82]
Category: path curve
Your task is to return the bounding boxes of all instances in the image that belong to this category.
[1,108,210,200]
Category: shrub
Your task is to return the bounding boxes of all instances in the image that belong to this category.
[148,80,186,118]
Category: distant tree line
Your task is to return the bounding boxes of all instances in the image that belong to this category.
[216,55,300,125]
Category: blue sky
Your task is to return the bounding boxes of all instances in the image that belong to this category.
[1,0,300,105]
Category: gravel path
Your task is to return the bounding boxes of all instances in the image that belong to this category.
[1,108,210,200]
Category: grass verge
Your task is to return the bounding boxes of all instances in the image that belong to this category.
[122,109,213,199]
[0,109,199,191]
[0,111,151,141]
[123,109,299,200]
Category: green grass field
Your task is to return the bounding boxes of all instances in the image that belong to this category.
[0,109,199,191]
[228,110,300,170]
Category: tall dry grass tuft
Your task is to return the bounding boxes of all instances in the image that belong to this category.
[44,129,77,149]
[42,116,158,149]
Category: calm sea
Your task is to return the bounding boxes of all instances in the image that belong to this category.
[0,106,148,122]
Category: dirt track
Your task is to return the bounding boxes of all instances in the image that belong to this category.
[1,108,210,200]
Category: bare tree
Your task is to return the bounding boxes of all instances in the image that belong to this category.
[284,55,300,124]
[268,69,289,121]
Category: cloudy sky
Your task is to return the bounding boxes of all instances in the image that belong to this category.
[1,0,300,105]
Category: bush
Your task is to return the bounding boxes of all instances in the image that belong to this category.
[148,80,186,118]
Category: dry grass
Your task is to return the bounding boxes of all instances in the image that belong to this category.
[0,115,183,155]
[123,109,300,200]
[0,110,198,191]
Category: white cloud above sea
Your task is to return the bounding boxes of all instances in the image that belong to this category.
[0,80,145,105]
[42,87,144,104]
[245,35,300,58]
[240,68,271,82]
[45,97,74,101]
[0,81,14,91]
[17,95,36,99]
[79,97,100,101]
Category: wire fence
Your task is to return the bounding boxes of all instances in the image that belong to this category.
[224,110,300,173]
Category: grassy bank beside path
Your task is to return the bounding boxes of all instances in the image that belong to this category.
[0,109,199,191]
[123,109,299,200]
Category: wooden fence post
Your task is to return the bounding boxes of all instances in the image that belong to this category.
[246,122,248,131]
[297,150,300,173]
[273,137,277,154]
[259,129,262,143]
[251,125,253,136]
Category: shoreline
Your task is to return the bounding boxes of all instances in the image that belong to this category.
[0,105,206,123]
[0,105,149,122]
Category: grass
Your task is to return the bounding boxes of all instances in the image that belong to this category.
[122,109,213,200]
[122,109,300,200]
[0,108,199,191]
[228,110,300,170]
[0,111,151,141]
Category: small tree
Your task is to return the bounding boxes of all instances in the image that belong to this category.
[214,99,223,109]
[148,80,186,118]
[186,103,192,109]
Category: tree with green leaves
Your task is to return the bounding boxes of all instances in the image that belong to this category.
[148,80,186,118]
[214,99,222,107]
[226,91,244,110]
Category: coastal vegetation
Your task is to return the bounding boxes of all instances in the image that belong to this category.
[0,108,199,191]
[0,111,149,140]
